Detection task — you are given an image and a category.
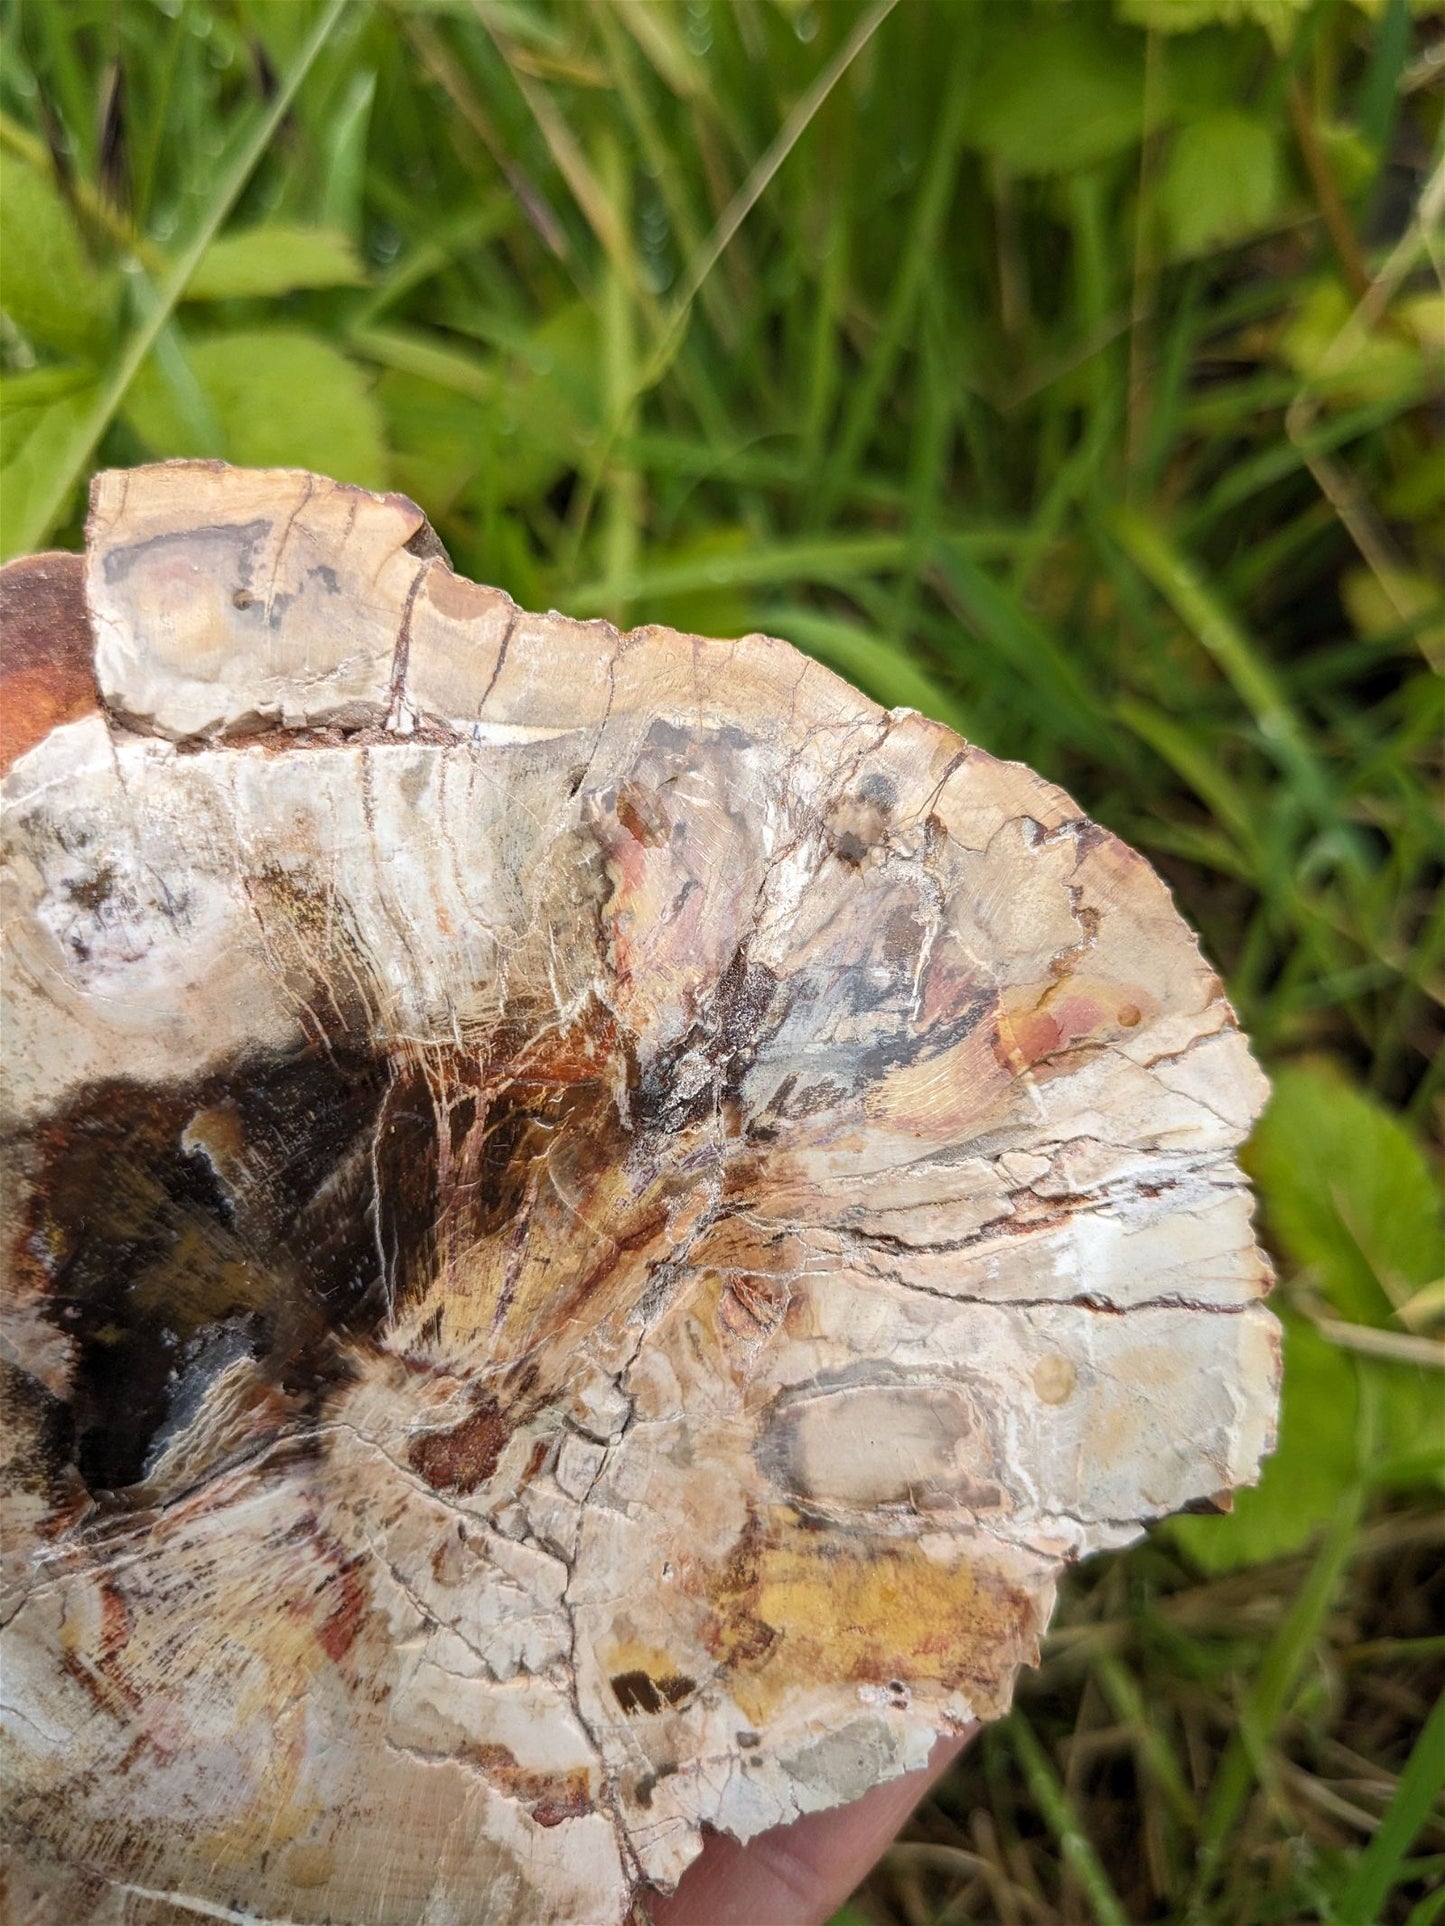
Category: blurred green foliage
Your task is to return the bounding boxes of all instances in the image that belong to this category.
[1,0,1441,1919]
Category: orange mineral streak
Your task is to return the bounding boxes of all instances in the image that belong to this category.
[466,1746,594,1830]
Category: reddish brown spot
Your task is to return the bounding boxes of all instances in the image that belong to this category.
[408,1397,509,1494]
[317,1558,369,1662]
[551,1200,671,1335]
[1118,1003,1142,1027]
[529,1786,592,1828]
[502,1009,618,1087]
[466,1744,592,1826]
[615,781,669,847]
[1008,1011,1062,1064]
[59,1582,143,1717]
[0,551,99,773]
[99,1582,130,1660]
[716,1273,788,1375]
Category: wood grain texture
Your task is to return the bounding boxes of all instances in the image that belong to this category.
[1,462,1279,1925]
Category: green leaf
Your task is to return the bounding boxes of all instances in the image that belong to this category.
[1280,281,1437,406]
[1318,121,1378,198]
[968,19,1149,177]
[613,527,756,639]
[1010,1715,1131,1926]
[1341,565,1445,669]
[186,224,368,301]
[1247,1060,1442,1325]
[0,363,97,424]
[369,302,600,511]
[0,369,99,560]
[0,154,112,358]
[319,70,376,239]
[1159,111,1285,258]
[124,328,387,490]
[1204,1321,1435,1571]
[565,532,912,616]
[1174,1057,1444,1575]
[1192,1488,1364,1899]
[1116,0,1311,52]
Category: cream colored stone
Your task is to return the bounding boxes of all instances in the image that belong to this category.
[1,464,1279,1925]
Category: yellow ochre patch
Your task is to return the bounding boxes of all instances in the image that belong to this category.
[704,1514,1040,1726]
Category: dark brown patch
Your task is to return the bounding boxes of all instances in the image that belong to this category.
[633,1761,680,1808]
[0,551,99,772]
[634,942,785,1136]
[824,781,893,866]
[13,1001,631,1512]
[1180,1488,1235,1515]
[609,1669,697,1716]
[430,1522,469,1586]
[16,1044,401,1498]
[408,1398,509,1494]
[0,1362,77,1497]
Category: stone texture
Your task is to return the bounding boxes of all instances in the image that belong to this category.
[0,463,1279,1925]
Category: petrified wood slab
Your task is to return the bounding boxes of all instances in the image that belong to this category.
[0,463,1279,1925]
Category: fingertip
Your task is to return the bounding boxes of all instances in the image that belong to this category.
[646,1730,974,1926]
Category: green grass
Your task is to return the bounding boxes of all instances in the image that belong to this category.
[1,1,1441,1920]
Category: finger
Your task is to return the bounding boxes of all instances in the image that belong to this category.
[648,1728,975,1926]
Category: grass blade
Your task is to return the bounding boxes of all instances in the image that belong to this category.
[759,604,971,737]
[1009,1712,1131,1926]
[1191,1469,1367,1907]
[1109,504,1342,825]
[7,0,353,557]
[1335,1691,1445,1925]
[564,532,910,612]
[933,540,1119,759]
[814,22,970,521]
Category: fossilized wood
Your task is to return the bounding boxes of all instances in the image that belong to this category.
[0,462,1280,1926]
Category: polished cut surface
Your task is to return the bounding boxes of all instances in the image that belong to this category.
[1,464,1279,1925]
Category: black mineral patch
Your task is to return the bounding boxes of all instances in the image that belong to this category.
[633,943,787,1136]
[13,1022,636,1506]
[18,1044,415,1497]
[610,1669,696,1716]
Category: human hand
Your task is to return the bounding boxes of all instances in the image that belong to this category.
[648,1731,974,1926]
